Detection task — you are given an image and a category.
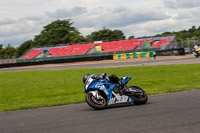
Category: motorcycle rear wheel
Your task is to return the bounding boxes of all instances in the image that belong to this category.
[129,86,148,105]
[86,92,107,110]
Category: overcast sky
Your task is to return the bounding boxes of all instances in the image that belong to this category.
[1,0,200,47]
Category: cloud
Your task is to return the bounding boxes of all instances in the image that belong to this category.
[0,15,52,47]
[72,7,170,29]
[0,16,49,37]
[115,17,178,38]
[98,7,169,27]
[46,7,87,18]
[163,0,200,9]
[1,0,200,47]
[0,18,16,25]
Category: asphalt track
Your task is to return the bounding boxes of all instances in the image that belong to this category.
[1,55,200,72]
[1,89,200,133]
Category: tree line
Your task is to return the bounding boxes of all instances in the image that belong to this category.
[0,19,200,59]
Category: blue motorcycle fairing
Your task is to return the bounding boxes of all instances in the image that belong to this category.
[122,76,132,84]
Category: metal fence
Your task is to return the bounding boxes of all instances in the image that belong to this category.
[167,40,200,53]
[0,59,16,64]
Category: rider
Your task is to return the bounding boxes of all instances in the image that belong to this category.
[82,72,107,84]
[194,44,200,51]
[82,72,126,93]
[193,44,200,56]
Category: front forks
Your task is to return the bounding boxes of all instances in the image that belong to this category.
[90,90,103,100]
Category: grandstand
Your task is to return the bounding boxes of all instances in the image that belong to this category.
[20,36,175,60]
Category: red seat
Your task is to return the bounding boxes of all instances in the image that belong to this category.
[49,43,95,57]
[97,40,143,53]
[151,37,173,48]
[22,49,43,59]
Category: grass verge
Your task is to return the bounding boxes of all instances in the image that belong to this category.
[0,64,200,112]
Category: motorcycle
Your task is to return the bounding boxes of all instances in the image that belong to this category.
[83,73,148,110]
[192,47,200,58]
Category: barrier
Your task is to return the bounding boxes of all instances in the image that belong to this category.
[113,51,154,60]
[136,52,141,58]
[133,53,137,58]
[146,52,150,57]
[113,54,118,60]
[149,51,154,57]
[126,53,130,59]
[120,54,126,59]
[129,53,133,59]
[117,54,121,59]
[141,52,146,58]
[112,49,185,60]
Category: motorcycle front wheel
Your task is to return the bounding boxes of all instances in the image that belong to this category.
[193,52,199,58]
[129,86,148,105]
[86,92,107,110]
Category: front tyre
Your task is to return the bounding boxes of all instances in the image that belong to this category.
[86,92,107,110]
[193,52,199,58]
[129,86,148,105]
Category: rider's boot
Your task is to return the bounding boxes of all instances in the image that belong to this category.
[119,89,123,96]
[119,84,129,95]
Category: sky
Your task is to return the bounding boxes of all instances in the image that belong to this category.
[1,0,200,47]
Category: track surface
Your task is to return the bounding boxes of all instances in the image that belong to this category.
[1,55,200,72]
[1,90,200,133]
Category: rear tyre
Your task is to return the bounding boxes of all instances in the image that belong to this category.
[86,92,107,110]
[129,86,148,105]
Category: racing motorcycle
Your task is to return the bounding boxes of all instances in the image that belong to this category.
[192,47,200,58]
[83,73,148,110]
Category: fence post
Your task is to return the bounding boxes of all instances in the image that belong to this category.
[193,39,196,48]
[181,41,184,48]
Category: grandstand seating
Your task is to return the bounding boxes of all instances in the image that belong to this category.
[21,36,174,59]
[151,37,173,48]
[97,40,144,52]
[48,43,94,57]
[21,49,43,59]
[151,41,161,48]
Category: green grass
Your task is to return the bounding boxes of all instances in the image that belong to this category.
[0,64,200,112]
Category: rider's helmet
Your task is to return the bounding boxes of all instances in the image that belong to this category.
[82,73,91,84]
[109,74,120,84]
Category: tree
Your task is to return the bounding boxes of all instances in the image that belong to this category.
[87,28,125,42]
[16,40,33,57]
[128,36,135,40]
[34,19,86,46]
[189,25,196,33]
[0,49,5,59]
[0,44,16,59]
